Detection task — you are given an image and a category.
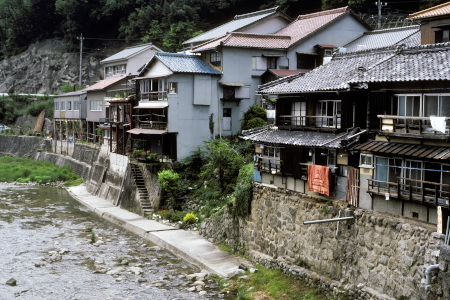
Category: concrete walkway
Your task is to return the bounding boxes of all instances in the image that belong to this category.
[67,184,250,277]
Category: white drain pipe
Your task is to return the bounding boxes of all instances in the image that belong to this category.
[425,264,440,285]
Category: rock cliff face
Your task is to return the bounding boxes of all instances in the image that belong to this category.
[0,39,103,94]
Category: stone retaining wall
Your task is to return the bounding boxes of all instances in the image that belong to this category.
[434,244,450,299]
[0,135,51,158]
[200,183,446,299]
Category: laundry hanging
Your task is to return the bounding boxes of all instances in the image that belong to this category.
[308,164,331,196]
[430,116,446,133]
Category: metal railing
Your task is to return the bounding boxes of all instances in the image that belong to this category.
[378,115,450,135]
[137,121,167,130]
[279,115,341,129]
[139,91,168,101]
[368,177,450,207]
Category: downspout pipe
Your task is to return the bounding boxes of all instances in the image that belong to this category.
[425,264,440,285]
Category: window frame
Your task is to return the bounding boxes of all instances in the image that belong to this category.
[359,153,374,168]
[168,82,178,94]
[291,101,306,126]
[315,100,341,128]
[210,51,222,68]
[90,100,103,111]
[297,53,317,69]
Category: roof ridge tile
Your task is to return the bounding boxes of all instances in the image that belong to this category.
[234,7,279,20]
[296,6,349,21]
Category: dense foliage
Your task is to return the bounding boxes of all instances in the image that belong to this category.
[0,0,442,58]
[0,156,83,186]
[241,105,267,131]
[0,94,53,125]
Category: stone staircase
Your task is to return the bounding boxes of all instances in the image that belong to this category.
[129,163,153,217]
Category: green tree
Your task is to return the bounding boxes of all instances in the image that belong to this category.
[158,169,182,208]
[201,139,247,192]
[241,105,267,130]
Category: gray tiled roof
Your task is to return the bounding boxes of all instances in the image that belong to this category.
[343,25,420,52]
[241,126,360,149]
[350,43,450,83]
[101,43,160,63]
[156,52,222,75]
[183,7,281,45]
[259,48,395,94]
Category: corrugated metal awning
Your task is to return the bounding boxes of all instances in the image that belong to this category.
[127,128,167,135]
[356,141,450,160]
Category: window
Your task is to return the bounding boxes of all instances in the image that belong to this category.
[435,26,450,43]
[375,156,402,187]
[105,65,126,77]
[168,82,178,94]
[253,56,278,70]
[90,100,102,111]
[328,150,337,169]
[54,102,60,111]
[297,53,316,69]
[359,154,373,168]
[67,101,72,111]
[267,57,277,69]
[139,78,167,100]
[260,145,281,174]
[404,160,423,193]
[324,49,333,57]
[316,100,341,128]
[211,51,221,67]
[223,86,235,99]
[60,101,66,111]
[291,102,306,126]
[424,95,450,117]
[395,95,421,120]
[73,101,80,111]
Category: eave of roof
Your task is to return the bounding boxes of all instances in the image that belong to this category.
[275,6,369,49]
[153,52,222,75]
[183,7,287,45]
[101,43,160,64]
[83,76,128,92]
[241,126,362,149]
[409,1,450,19]
[356,140,450,160]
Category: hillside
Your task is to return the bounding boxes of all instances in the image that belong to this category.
[0,0,440,94]
[0,39,103,94]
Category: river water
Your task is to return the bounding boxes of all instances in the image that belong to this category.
[0,184,228,300]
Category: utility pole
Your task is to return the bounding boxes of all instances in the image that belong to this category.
[376,1,388,29]
[77,34,85,86]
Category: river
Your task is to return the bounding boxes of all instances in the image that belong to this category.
[0,184,228,299]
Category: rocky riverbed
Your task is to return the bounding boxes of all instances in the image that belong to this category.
[0,184,232,299]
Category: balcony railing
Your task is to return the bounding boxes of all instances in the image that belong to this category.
[279,115,341,129]
[378,115,450,135]
[139,91,168,101]
[368,177,450,208]
[255,155,282,174]
[137,121,168,131]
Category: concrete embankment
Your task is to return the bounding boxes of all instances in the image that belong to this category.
[67,184,249,277]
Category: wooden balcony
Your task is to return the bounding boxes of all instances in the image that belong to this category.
[378,115,450,138]
[255,155,282,175]
[139,91,168,101]
[137,120,167,131]
[368,177,450,208]
[279,115,341,130]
